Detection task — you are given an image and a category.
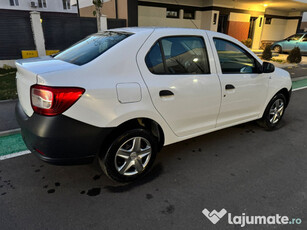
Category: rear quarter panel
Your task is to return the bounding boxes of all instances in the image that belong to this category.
[38,29,178,145]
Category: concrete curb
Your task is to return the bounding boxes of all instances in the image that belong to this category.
[0,128,21,137]
[0,99,18,103]
[292,76,307,81]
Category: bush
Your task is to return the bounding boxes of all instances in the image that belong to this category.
[241,38,253,48]
[262,45,272,60]
[2,64,13,70]
[287,47,302,63]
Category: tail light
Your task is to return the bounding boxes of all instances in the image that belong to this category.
[31,85,85,116]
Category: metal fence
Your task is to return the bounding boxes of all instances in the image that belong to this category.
[41,13,97,51]
[107,19,127,29]
[0,10,127,60]
[0,10,36,60]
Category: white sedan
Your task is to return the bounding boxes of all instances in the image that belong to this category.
[15,27,292,182]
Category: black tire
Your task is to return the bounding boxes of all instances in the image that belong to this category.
[99,129,158,183]
[258,93,286,130]
[273,45,282,53]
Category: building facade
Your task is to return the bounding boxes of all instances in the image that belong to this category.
[76,0,307,49]
[138,0,307,49]
[301,12,307,31]
[0,0,78,14]
[76,0,137,27]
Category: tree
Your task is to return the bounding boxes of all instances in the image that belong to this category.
[93,0,103,32]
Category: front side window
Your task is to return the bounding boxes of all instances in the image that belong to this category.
[214,38,258,74]
[146,36,210,75]
[287,34,303,41]
[54,31,131,65]
[302,34,307,42]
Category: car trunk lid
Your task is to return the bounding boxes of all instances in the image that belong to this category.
[15,56,77,117]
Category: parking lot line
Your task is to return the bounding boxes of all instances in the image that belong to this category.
[292,78,307,90]
[0,150,30,160]
[0,133,28,157]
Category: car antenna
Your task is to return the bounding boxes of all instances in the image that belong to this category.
[173,0,199,29]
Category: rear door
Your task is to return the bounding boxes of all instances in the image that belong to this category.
[207,34,269,128]
[137,30,221,137]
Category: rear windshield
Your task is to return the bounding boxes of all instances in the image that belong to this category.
[54,31,131,65]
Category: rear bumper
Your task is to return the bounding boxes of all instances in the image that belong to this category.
[15,102,113,165]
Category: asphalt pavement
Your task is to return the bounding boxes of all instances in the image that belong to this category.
[0,88,307,230]
[281,64,307,79]
[0,100,18,133]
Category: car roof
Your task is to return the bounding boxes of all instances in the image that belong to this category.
[110,27,210,34]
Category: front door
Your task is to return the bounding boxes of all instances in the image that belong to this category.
[210,37,269,127]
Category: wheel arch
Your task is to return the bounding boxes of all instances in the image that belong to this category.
[277,88,291,107]
[100,117,165,157]
[272,44,283,52]
[261,87,291,117]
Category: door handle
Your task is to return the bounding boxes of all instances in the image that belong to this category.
[159,90,174,97]
[225,84,235,90]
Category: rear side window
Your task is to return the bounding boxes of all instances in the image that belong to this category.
[145,36,210,75]
[54,31,131,66]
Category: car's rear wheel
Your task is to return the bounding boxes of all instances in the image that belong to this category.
[273,45,282,53]
[258,93,286,130]
[99,129,158,183]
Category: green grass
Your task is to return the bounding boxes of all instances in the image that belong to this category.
[271,58,285,63]
[0,70,17,100]
[0,67,16,75]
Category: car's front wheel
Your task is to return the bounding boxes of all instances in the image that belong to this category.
[258,93,286,130]
[99,129,158,183]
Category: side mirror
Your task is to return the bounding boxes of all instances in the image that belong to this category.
[263,62,275,73]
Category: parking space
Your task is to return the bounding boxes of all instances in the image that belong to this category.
[0,89,306,229]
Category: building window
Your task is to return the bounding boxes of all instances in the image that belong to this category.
[38,0,42,8]
[213,13,217,25]
[265,18,272,25]
[62,0,71,10]
[38,0,47,8]
[183,10,195,20]
[9,0,19,6]
[166,8,179,18]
